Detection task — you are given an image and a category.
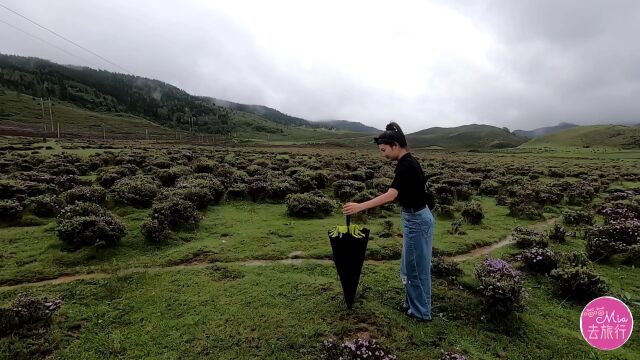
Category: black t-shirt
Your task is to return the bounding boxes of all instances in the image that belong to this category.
[389,152,428,209]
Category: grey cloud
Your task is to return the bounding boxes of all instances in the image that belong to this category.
[1,0,640,132]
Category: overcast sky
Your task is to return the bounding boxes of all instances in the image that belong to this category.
[1,0,640,132]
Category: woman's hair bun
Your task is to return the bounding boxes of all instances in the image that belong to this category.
[385,122,404,134]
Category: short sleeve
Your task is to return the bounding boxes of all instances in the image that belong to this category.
[389,164,405,191]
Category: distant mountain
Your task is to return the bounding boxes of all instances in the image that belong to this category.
[513,122,578,139]
[520,124,640,149]
[314,120,381,134]
[406,124,529,150]
[205,97,316,128]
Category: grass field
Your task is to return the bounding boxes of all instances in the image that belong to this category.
[0,140,639,359]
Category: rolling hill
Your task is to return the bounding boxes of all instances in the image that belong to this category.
[519,125,640,149]
[513,122,578,139]
[406,124,529,150]
[314,120,381,134]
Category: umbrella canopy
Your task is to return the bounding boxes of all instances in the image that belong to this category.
[328,215,370,309]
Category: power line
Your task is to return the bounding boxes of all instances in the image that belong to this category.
[0,2,132,74]
[0,18,99,67]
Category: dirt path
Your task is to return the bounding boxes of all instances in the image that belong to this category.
[449,217,557,262]
[0,218,557,291]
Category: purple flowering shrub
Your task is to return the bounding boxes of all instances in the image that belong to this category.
[585,218,640,261]
[566,182,596,205]
[516,247,558,273]
[321,338,397,360]
[475,257,526,317]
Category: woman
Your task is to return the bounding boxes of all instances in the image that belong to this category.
[342,122,435,322]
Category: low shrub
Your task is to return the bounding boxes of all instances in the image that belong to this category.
[461,201,484,225]
[516,247,558,273]
[111,176,160,207]
[549,266,608,301]
[151,197,201,230]
[0,199,23,221]
[285,193,336,218]
[63,186,106,205]
[475,257,526,318]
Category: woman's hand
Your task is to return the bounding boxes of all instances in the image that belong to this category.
[342,202,364,215]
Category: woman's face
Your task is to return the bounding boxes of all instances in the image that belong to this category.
[378,144,398,160]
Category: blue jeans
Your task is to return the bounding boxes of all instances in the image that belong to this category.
[400,207,435,320]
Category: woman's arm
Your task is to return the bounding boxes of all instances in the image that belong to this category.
[342,188,398,215]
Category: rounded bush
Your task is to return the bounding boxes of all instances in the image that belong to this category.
[159,188,213,210]
[432,256,462,281]
[566,183,596,205]
[585,219,640,261]
[111,176,160,207]
[247,179,270,202]
[285,193,336,218]
[366,178,392,194]
[151,197,201,230]
[557,251,591,268]
[478,180,500,195]
[435,204,455,219]
[332,180,366,202]
[176,175,225,204]
[562,210,594,226]
[461,201,484,225]
[513,226,549,249]
[141,218,172,244]
[63,186,106,205]
[516,247,558,273]
[191,159,216,173]
[96,165,138,188]
[226,184,248,200]
[58,202,107,221]
[508,200,543,220]
[475,257,525,318]
[548,223,567,243]
[549,266,608,301]
[152,165,192,187]
[26,195,64,217]
[377,219,395,238]
[292,171,318,193]
[0,199,24,221]
[55,175,92,192]
[268,178,299,201]
[56,210,126,249]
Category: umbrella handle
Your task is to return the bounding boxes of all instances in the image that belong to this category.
[346,215,350,228]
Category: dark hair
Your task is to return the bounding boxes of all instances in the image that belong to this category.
[373,122,407,147]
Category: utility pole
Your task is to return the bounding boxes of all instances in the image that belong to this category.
[57,118,60,139]
[40,97,45,131]
[48,98,53,132]
[103,124,106,140]
[145,128,149,140]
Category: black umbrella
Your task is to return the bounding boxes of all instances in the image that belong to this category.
[328,215,370,310]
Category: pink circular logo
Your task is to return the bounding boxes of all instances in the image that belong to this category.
[580,296,634,350]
